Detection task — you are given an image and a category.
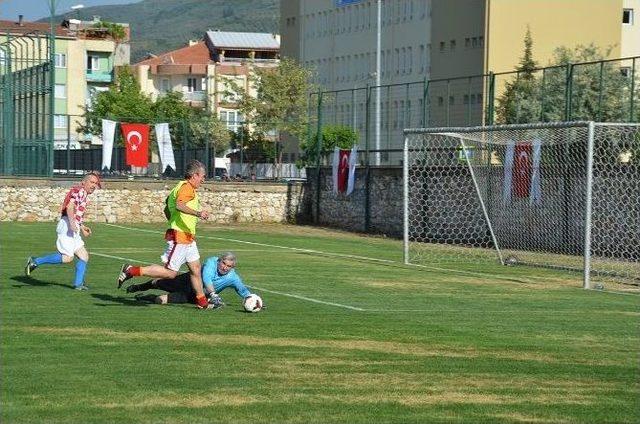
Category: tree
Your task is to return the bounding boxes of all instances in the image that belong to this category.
[496,27,541,124]
[226,57,315,151]
[540,44,632,122]
[298,124,358,167]
[78,66,154,139]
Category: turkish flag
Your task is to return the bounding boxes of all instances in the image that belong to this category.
[121,123,149,167]
[337,149,350,193]
[513,144,532,198]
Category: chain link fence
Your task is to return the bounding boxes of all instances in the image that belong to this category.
[404,122,639,290]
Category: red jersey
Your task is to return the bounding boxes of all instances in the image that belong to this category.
[60,185,89,226]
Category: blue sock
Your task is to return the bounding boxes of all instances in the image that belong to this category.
[74,259,87,287]
[34,252,63,266]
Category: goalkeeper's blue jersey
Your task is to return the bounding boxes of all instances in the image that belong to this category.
[202,256,251,298]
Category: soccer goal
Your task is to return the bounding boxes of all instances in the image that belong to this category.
[403,122,640,289]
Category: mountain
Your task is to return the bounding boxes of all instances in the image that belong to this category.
[41,0,279,63]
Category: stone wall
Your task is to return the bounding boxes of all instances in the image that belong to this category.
[0,178,307,224]
[307,165,639,258]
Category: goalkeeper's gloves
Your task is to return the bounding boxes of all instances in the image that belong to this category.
[195,294,209,309]
[208,293,224,308]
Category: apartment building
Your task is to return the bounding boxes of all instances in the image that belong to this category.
[0,16,130,148]
[132,31,279,133]
[281,0,638,155]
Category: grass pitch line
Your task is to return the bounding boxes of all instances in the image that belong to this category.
[100,223,553,285]
[90,251,365,311]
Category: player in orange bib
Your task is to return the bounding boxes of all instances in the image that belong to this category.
[116,160,217,309]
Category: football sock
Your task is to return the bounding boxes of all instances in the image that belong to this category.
[34,252,63,266]
[130,266,142,276]
[74,259,87,287]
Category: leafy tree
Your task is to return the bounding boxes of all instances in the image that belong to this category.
[298,124,358,167]
[92,21,127,42]
[78,66,154,139]
[189,109,231,152]
[225,57,315,151]
[540,44,632,122]
[230,126,276,162]
[496,27,541,124]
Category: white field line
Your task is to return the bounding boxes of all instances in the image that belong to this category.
[90,251,364,311]
[101,224,520,281]
[100,223,640,297]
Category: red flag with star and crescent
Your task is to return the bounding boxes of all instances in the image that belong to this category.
[337,149,350,193]
[120,123,149,167]
[512,144,532,198]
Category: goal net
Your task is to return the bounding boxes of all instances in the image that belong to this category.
[403,122,640,290]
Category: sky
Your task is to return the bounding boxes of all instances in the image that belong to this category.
[0,0,140,21]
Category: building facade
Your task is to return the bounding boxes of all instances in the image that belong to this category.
[0,16,130,149]
[281,0,638,156]
[132,31,279,134]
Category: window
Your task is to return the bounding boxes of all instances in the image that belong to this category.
[477,93,483,104]
[470,94,476,104]
[450,40,456,51]
[449,96,455,105]
[87,55,99,71]
[479,36,484,47]
[465,38,471,48]
[437,96,444,106]
[55,84,66,98]
[472,37,478,48]
[161,79,170,93]
[219,109,243,132]
[463,95,469,105]
[623,8,634,24]
[439,41,445,52]
[54,115,67,129]
[187,77,198,92]
[55,53,67,68]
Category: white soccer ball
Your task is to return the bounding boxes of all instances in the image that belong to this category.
[243,294,263,313]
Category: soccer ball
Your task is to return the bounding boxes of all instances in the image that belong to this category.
[243,294,263,313]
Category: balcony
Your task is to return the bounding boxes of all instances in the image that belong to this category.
[86,70,113,83]
[183,91,206,102]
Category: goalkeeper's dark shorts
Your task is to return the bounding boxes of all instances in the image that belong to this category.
[155,272,197,303]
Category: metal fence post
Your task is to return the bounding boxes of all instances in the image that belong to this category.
[597,61,604,121]
[422,77,429,127]
[486,72,495,125]
[66,114,71,174]
[564,64,574,121]
[314,91,323,224]
[630,58,636,122]
[364,85,371,232]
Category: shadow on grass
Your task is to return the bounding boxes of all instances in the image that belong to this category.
[90,293,155,307]
[10,275,71,290]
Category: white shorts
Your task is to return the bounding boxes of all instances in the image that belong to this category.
[56,216,85,257]
[161,240,200,272]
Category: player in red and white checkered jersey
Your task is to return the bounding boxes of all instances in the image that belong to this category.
[24,172,101,290]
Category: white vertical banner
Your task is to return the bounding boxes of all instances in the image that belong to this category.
[529,138,542,205]
[346,146,358,196]
[332,147,340,195]
[101,119,116,170]
[154,123,176,172]
[503,140,515,205]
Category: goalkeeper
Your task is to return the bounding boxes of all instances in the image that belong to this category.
[123,252,252,308]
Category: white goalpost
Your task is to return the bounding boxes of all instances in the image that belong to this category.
[403,122,640,291]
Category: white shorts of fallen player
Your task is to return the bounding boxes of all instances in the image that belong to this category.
[161,240,200,272]
[56,216,85,257]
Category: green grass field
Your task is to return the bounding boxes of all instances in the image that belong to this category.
[1,222,639,424]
